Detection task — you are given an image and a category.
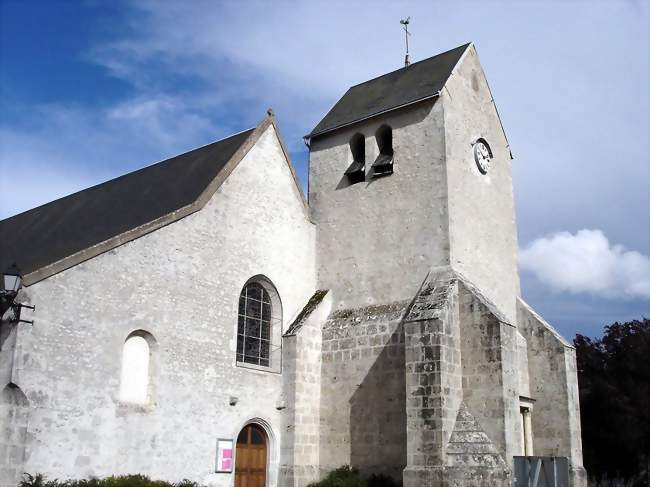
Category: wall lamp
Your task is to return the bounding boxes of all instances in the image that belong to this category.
[1,263,35,324]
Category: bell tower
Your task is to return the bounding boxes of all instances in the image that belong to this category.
[306,42,585,487]
[306,43,520,321]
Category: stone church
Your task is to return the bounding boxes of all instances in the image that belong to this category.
[0,43,585,487]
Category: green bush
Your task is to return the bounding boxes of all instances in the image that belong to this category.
[307,466,365,487]
[20,473,202,487]
[307,466,399,487]
[366,473,398,487]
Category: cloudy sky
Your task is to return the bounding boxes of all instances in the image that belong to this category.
[1,0,648,339]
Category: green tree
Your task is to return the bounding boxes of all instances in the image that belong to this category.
[574,318,650,486]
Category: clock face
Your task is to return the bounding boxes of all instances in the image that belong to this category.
[473,140,491,174]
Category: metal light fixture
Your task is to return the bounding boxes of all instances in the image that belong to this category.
[1,263,34,323]
[3,262,22,294]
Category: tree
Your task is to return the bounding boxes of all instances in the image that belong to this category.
[574,318,650,486]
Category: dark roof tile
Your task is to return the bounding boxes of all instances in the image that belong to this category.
[308,43,470,138]
[0,128,254,278]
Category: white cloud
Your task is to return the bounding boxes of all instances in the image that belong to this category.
[520,230,650,299]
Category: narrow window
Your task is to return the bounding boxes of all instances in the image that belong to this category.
[119,334,151,404]
[372,125,394,177]
[345,133,365,184]
[237,283,272,367]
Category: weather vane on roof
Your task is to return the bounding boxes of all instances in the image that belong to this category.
[400,17,411,67]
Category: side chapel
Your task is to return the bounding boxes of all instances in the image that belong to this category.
[0,43,586,487]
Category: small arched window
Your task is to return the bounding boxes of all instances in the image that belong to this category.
[119,332,154,404]
[237,281,276,368]
[345,133,365,184]
[373,125,394,177]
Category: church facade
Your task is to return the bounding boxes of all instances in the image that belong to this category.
[0,43,585,487]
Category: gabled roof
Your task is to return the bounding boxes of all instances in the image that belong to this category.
[307,43,471,138]
[1,113,302,285]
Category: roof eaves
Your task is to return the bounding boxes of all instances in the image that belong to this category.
[305,91,442,140]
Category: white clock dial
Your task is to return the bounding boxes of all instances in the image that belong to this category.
[473,139,492,174]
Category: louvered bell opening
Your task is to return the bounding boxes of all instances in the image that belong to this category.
[372,152,393,177]
[347,133,366,184]
[345,160,365,184]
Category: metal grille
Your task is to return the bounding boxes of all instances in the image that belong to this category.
[514,456,569,487]
[237,283,272,367]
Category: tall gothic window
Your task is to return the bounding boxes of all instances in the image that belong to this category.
[237,282,272,367]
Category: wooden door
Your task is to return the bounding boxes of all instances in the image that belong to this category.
[235,424,267,487]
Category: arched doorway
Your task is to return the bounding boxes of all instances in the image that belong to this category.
[235,423,267,487]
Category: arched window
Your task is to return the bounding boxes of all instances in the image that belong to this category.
[237,277,281,369]
[345,133,365,183]
[119,332,153,404]
[373,124,394,176]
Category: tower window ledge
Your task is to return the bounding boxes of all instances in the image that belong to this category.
[345,160,365,183]
[372,153,394,177]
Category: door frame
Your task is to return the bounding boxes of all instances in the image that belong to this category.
[233,417,275,487]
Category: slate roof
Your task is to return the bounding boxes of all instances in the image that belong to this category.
[308,43,471,138]
[284,289,329,336]
[0,128,255,280]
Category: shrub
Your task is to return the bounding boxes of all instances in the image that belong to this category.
[307,466,365,487]
[307,466,399,487]
[20,474,202,487]
[367,473,398,487]
[588,476,635,487]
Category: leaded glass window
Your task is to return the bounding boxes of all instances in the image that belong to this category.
[237,283,272,367]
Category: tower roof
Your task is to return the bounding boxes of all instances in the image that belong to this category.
[307,43,471,138]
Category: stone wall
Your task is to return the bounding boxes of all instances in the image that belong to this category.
[516,331,531,400]
[517,298,587,487]
[402,273,462,486]
[402,268,515,487]
[309,44,520,324]
[443,44,521,323]
[319,301,408,482]
[1,125,316,487]
[280,290,331,487]
[457,281,520,464]
[309,100,450,310]
[0,310,32,486]
[0,384,29,486]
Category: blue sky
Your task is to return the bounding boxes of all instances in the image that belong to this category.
[1,0,648,340]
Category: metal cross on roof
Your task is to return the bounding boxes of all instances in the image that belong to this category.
[400,17,411,67]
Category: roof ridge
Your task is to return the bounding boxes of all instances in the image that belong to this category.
[347,42,472,90]
[307,42,473,138]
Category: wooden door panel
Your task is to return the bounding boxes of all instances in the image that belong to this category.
[235,425,267,487]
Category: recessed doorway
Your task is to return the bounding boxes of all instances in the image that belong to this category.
[235,423,267,487]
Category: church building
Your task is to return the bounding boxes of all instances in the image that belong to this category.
[0,43,586,487]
